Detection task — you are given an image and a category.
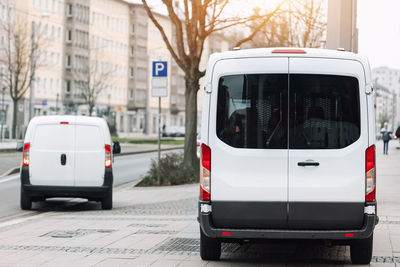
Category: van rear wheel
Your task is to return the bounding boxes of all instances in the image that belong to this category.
[200,228,221,261]
[101,190,112,210]
[350,234,373,264]
[20,188,32,210]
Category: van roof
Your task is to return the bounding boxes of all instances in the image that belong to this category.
[209,47,369,64]
[29,115,107,126]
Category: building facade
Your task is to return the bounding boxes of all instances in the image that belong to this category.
[2,0,229,139]
[0,0,15,139]
[372,66,400,131]
[326,0,358,52]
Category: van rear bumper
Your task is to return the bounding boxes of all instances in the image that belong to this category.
[20,166,113,199]
[199,203,376,241]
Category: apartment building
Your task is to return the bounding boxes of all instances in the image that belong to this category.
[372,66,400,129]
[0,0,14,139]
[88,0,130,133]
[3,0,229,138]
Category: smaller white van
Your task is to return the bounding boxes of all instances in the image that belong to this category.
[20,116,120,210]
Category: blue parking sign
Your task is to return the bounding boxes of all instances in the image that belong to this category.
[152,61,168,77]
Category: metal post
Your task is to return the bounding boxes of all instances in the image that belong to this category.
[29,21,35,121]
[1,87,5,141]
[158,96,161,185]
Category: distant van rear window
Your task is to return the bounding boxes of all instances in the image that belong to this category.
[216,74,360,149]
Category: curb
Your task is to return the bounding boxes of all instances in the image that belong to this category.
[114,146,184,157]
[0,146,184,178]
[0,148,19,153]
[0,167,20,178]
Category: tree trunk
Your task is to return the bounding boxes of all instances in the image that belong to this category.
[184,76,200,175]
[12,98,18,140]
[89,103,94,116]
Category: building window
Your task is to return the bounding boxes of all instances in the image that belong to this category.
[65,80,71,96]
[36,77,41,92]
[129,67,134,79]
[66,55,71,69]
[66,3,72,17]
[130,46,134,57]
[43,78,47,91]
[51,25,55,39]
[66,29,72,43]
[130,23,134,34]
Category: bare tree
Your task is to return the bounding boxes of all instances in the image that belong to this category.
[141,0,283,171]
[237,0,326,48]
[0,17,42,139]
[75,49,112,116]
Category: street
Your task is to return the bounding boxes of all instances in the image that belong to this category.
[0,150,181,224]
[0,141,398,266]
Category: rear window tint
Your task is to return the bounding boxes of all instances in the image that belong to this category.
[289,74,360,149]
[33,124,74,151]
[75,125,103,151]
[216,74,360,150]
[216,74,288,149]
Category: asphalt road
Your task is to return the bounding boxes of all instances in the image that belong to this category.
[0,150,182,223]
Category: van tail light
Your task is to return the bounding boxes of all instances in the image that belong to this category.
[22,143,30,166]
[200,144,211,201]
[366,145,376,202]
[105,145,112,168]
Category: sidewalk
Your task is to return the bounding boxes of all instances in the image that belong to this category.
[0,142,399,266]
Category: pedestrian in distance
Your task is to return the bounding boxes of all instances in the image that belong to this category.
[394,126,400,148]
[381,122,392,155]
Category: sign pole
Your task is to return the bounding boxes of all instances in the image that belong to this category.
[158,96,161,185]
[151,60,168,186]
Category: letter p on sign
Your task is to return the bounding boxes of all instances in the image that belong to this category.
[152,61,168,77]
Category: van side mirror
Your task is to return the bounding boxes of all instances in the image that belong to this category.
[16,141,24,152]
[112,141,121,154]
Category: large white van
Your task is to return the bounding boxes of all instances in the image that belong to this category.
[20,116,120,210]
[198,48,377,264]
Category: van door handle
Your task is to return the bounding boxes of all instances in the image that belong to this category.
[298,161,319,167]
[61,154,67,165]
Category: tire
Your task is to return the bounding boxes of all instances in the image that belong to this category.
[101,189,113,210]
[20,188,32,210]
[200,228,221,261]
[350,234,373,264]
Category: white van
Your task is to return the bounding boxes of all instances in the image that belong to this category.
[198,48,377,264]
[20,116,120,210]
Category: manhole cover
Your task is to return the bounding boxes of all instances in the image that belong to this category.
[136,229,178,235]
[42,229,115,238]
[128,223,168,228]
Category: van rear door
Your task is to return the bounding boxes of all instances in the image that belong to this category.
[74,124,105,186]
[30,122,75,186]
[209,58,289,229]
[287,58,367,229]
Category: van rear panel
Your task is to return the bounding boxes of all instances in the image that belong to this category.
[74,125,105,186]
[30,124,75,186]
[208,56,368,230]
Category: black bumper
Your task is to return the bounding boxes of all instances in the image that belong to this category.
[21,166,113,199]
[199,202,376,241]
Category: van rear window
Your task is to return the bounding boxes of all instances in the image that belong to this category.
[216,74,360,149]
[216,74,288,149]
[289,74,360,149]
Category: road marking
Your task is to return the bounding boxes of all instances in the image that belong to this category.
[0,174,19,184]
